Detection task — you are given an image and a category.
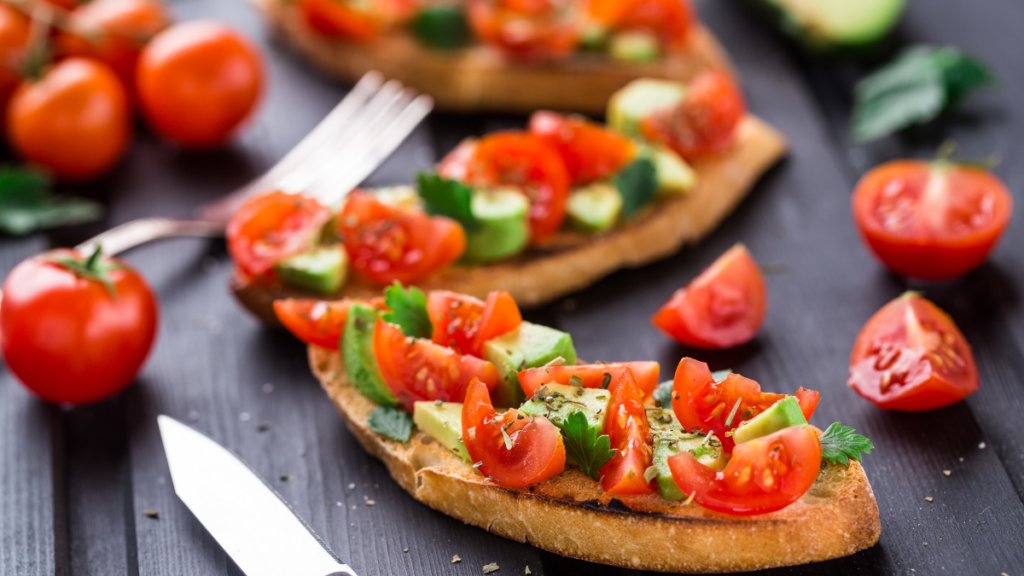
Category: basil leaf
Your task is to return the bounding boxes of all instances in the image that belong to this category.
[615,157,658,217]
[367,406,414,442]
[0,166,103,236]
[413,7,470,51]
[416,172,480,232]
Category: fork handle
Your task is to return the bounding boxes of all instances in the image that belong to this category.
[76,218,226,257]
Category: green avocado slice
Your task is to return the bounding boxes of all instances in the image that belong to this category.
[342,305,398,407]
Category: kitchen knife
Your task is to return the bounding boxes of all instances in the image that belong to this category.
[157,415,357,576]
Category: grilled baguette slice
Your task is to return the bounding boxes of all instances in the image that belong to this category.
[232,115,787,325]
[258,0,733,114]
[309,345,881,573]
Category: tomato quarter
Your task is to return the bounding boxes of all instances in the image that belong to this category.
[467,0,578,60]
[589,0,694,49]
[273,296,386,349]
[600,369,654,494]
[848,292,979,411]
[652,244,767,349]
[518,361,660,400]
[529,111,635,184]
[427,290,522,357]
[852,160,1013,280]
[227,191,332,278]
[641,70,745,160]
[299,0,382,42]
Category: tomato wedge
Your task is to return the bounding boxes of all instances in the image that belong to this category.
[528,111,635,184]
[338,190,466,285]
[373,319,498,408]
[273,297,386,349]
[227,191,332,277]
[668,424,821,516]
[298,0,383,42]
[466,131,571,242]
[652,244,767,349]
[848,292,979,412]
[437,139,478,182]
[600,369,654,494]
[671,358,818,453]
[852,160,1013,280]
[588,0,695,49]
[640,71,746,160]
[462,378,566,487]
[467,0,578,60]
[517,361,660,400]
[427,290,522,357]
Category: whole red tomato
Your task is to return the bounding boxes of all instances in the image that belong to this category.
[0,248,159,404]
[137,20,263,148]
[7,57,131,181]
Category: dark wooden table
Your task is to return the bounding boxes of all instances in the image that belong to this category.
[3,0,1024,574]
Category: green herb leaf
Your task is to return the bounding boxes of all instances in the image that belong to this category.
[852,45,996,143]
[0,166,103,236]
[819,422,874,466]
[560,411,616,479]
[412,6,470,50]
[367,406,414,442]
[690,444,716,458]
[382,282,432,339]
[615,157,658,217]
[417,172,480,232]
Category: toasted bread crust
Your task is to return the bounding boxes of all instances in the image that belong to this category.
[309,346,881,573]
[258,0,733,114]
[232,115,787,325]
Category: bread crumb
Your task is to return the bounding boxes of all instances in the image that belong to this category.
[366,500,376,506]
[483,562,499,574]
[979,442,986,449]
[943,470,951,476]
[925,497,933,502]
[452,555,461,564]
[143,509,159,519]
[525,567,531,575]
[403,548,409,553]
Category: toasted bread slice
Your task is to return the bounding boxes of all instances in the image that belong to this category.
[309,345,881,573]
[258,0,733,114]
[232,115,787,325]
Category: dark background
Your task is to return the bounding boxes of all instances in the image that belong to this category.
[2,0,1024,574]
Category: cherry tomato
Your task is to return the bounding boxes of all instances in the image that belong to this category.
[641,70,746,160]
[7,58,130,181]
[851,160,1013,280]
[57,0,171,98]
[227,191,332,278]
[0,4,30,129]
[467,0,578,61]
[528,111,635,184]
[339,190,466,285]
[137,20,263,148]
[427,290,522,357]
[517,361,660,400]
[671,358,818,453]
[848,292,978,411]
[467,131,571,242]
[299,0,380,42]
[669,424,820,516]
[588,0,694,49]
[373,319,499,408]
[0,248,158,404]
[273,296,387,349]
[652,244,767,349]
[462,378,566,487]
[600,369,654,494]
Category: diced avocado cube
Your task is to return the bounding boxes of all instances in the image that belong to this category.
[274,245,348,295]
[607,78,687,138]
[639,144,696,195]
[648,408,726,501]
[609,31,660,62]
[731,396,807,445]
[462,188,530,263]
[762,0,906,49]
[413,401,471,462]
[482,322,577,408]
[579,21,609,50]
[373,185,423,209]
[567,182,622,233]
[342,305,398,407]
[520,383,611,467]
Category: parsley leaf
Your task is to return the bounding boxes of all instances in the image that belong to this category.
[367,406,414,442]
[615,157,658,217]
[413,6,470,50]
[417,172,480,232]
[819,422,874,466]
[560,411,616,479]
[382,282,432,339]
[691,444,716,458]
[0,166,103,236]
[852,45,995,143]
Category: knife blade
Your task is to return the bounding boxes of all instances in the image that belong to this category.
[157,415,357,576]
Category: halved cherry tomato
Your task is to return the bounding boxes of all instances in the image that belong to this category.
[467,0,578,61]
[641,70,745,160]
[851,160,1013,280]
[588,0,694,49]
[338,190,466,285]
[848,292,978,411]
[374,320,499,408]
[652,244,766,349]
[528,111,635,184]
[518,361,660,400]
[299,0,381,42]
[227,191,332,277]
[669,424,820,516]
[462,378,566,487]
[467,131,570,242]
[600,369,654,494]
[273,296,387,349]
[671,358,817,453]
[0,4,30,129]
[427,290,522,357]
